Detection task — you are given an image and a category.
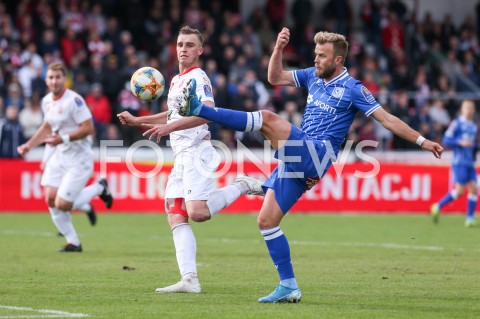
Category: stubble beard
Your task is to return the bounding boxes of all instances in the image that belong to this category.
[315,63,336,79]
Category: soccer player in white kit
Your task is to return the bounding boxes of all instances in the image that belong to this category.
[17,62,113,252]
[118,26,263,293]
[41,144,99,227]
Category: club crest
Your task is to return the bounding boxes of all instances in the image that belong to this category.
[332,87,345,99]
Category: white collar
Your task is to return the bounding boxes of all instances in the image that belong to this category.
[323,67,348,86]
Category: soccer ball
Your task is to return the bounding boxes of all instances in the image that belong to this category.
[130,67,165,101]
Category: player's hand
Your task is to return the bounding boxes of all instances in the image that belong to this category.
[142,124,172,143]
[17,144,30,157]
[421,140,444,159]
[274,27,290,50]
[44,134,62,146]
[117,111,139,126]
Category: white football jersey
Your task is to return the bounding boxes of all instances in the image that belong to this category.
[167,67,214,154]
[41,89,93,160]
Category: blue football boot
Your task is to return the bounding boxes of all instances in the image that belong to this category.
[179,78,203,116]
[258,285,302,303]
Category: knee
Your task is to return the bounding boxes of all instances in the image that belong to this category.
[167,213,187,228]
[45,197,55,208]
[188,209,211,222]
[55,198,73,212]
[57,203,71,211]
[456,188,465,196]
[257,215,277,229]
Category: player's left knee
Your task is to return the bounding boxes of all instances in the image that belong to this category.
[188,209,211,222]
[257,216,278,229]
[55,199,73,212]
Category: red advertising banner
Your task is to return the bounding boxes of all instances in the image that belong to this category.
[0,159,471,213]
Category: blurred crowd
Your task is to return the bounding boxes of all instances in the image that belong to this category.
[0,0,480,158]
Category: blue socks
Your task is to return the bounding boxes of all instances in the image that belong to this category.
[438,190,477,221]
[198,106,263,132]
[438,190,458,209]
[467,194,477,221]
[260,227,298,289]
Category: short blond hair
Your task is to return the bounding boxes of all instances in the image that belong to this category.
[314,31,349,64]
[179,26,204,46]
[47,62,67,76]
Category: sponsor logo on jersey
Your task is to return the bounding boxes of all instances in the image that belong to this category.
[313,100,336,114]
[203,84,213,97]
[361,86,375,103]
[307,94,313,104]
[75,97,83,107]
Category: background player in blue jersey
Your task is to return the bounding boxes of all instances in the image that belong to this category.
[431,100,478,227]
[176,27,444,303]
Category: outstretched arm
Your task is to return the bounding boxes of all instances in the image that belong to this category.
[371,107,444,158]
[268,27,295,86]
[117,111,168,126]
[142,101,212,142]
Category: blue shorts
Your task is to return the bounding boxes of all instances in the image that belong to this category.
[452,165,477,185]
[262,125,332,213]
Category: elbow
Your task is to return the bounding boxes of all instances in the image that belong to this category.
[267,71,282,86]
[87,123,95,135]
[267,74,275,86]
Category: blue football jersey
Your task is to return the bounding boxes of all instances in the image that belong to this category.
[442,117,478,166]
[293,67,381,155]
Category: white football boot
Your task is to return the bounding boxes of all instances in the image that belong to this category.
[155,273,201,293]
[235,174,264,196]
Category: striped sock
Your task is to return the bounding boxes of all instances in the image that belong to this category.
[198,106,263,132]
[260,227,298,289]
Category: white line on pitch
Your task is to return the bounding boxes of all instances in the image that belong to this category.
[0,305,90,318]
[0,230,56,237]
[290,240,445,251]
[202,237,448,251]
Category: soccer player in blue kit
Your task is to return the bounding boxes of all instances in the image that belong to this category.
[176,28,444,303]
[431,100,478,227]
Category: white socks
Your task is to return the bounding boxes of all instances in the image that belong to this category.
[73,183,103,210]
[74,203,91,212]
[49,207,80,246]
[172,223,197,277]
[206,185,242,217]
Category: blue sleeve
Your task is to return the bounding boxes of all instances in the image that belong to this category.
[350,82,381,116]
[292,67,313,89]
[442,120,459,147]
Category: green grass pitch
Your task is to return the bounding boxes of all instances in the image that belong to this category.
[1,212,479,319]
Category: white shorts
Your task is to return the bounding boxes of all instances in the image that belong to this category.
[165,140,219,202]
[41,152,94,203]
